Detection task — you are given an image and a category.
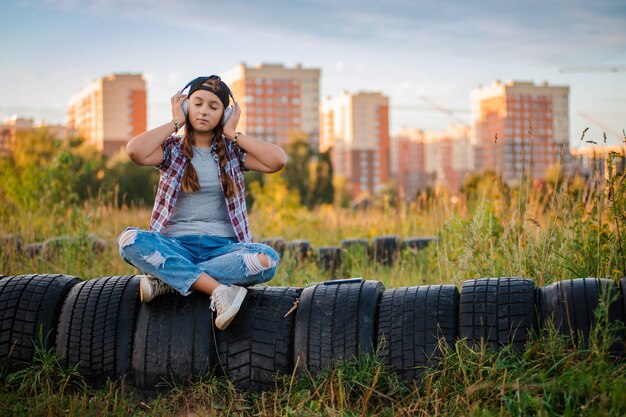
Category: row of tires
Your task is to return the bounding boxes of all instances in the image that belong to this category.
[263,236,436,271]
[1,234,432,267]
[1,274,625,392]
[1,234,108,258]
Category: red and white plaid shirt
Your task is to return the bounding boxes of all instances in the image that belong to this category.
[149,134,252,243]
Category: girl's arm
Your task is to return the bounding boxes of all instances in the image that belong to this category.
[230,133,288,173]
[126,92,187,166]
[223,103,288,173]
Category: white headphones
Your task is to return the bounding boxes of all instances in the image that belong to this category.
[180,76,234,126]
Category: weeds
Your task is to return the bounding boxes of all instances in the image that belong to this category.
[1,138,625,415]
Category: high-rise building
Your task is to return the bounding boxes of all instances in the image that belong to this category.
[67,73,146,157]
[394,124,473,198]
[222,63,320,147]
[470,80,569,183]
[394,128,429,199]
[320,91,390,197]
[571,144,626,182]
[0,116,73,156]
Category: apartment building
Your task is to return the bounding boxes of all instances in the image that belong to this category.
[67,73,146,157]
[470,80,569,183]
[0,116,73,156]
[570,144,626,182]
[320,91,390,197]
[394,124,473,198]
[222,63,320,148]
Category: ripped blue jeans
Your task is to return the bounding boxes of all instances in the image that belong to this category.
[117,228,279,296]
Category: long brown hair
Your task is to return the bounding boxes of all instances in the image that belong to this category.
[181,80,237,199]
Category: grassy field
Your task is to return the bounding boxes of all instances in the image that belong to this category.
[1,155,626,415]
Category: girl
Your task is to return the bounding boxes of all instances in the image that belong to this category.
[118,75,287,330]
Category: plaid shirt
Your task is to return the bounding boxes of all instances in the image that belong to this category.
[150,134,252,243]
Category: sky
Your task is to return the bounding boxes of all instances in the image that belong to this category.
[1,0,625,147]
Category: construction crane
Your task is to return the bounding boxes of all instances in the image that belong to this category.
[559,66,626,73]
[578,112,623,143]
[392,97,470,125]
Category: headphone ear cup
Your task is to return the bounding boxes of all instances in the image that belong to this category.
[222,107,232,126]
[182,99,188,117]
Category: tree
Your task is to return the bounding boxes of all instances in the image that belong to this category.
[307,147,334,207]
[282,132,335,208]
[283,132,313,207]
[103,149,160,208]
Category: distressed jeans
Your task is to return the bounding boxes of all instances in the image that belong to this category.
[117,227,279,296]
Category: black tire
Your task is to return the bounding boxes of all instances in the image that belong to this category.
[56,275,140,385]
[539,278,625,350]
[132,292,216,391]
[377,285,458,381]
[372,236,401,266]
[23,242,43,258]
[401,237,437,252]
[260,237,285,258]
[41,235,106,260]
[317,246,342,278]
[215,286,302,392]
[41,236,74,259]
[0,274,80,372]
[340,238,370,255]
[459,277,537,352]
[294,279,384,376]
[620,277,626,320]
[1,235,22,254]
[340,239,370,273]
[286,240,313,263]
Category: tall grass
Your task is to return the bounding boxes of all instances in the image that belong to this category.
[3,158,623,288]
[1,135,625,415]
[1,303,625,416]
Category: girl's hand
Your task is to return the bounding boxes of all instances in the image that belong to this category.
[223,101,242,140]
[171,92,187,127]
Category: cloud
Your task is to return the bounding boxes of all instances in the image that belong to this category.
[21,0,626,65]
[5,0,626,137]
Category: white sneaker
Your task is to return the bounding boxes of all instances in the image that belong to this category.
[139,275,176,303]
[210,284,248,330]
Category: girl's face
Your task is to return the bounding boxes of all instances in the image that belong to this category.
[187,89,225,132]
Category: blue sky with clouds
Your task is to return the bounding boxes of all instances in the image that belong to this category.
[1,0,625,145]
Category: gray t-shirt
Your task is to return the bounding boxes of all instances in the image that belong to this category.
[163,146,236,237]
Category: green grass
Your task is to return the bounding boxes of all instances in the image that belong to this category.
[1,146,625,415]
[1,315,625,416]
